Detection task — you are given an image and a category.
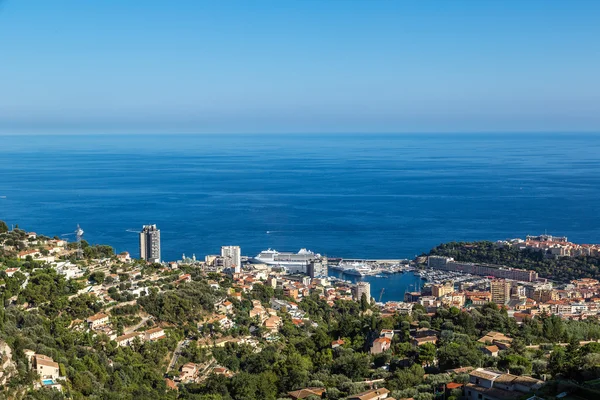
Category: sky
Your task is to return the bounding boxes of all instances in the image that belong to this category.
[0,0,599,134]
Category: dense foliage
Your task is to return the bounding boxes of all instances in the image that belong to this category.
[2,224,600,399]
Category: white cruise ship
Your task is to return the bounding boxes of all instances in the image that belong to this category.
[337,260,374,276]
[253,248,321,273]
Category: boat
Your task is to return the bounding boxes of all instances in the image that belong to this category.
[337,260,373,276]
[253,248,321,272]
[343,268,367,276]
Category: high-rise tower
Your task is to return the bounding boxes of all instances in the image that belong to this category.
[491,279,511,305]
[140,224,161,263]
[221,246,241,273]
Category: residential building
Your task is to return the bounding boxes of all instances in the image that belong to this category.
[218,300,233,314]
[284,286,299,300]
[478,332,513,349]
[370,337,391,354]
[428,256,453,268]
[428,256,538,282]
[353,281,371,302]
[179,363,198,382]
[380,329,394,339]
[117,252,131,263]
[404,291,421,302]
[139,224,161,262]
[115,332,144,347]
[491,279,511,305]
[270,298,291,311]
[307,257,328,278]
[465,368,543,400]
[432,282,454,298]
[211,315,234,330]
[250,304,267,322]
[87,313,109,329]
[264,315,282,333]
[482,345,500,357]
[411,336,437,348]
[532,288,558,302]
[212,366,234,377]
[34,354,60,380]
[221,246,241,273]
[145,327,166,341]
[348,387,391,400]
[288,387,326,400]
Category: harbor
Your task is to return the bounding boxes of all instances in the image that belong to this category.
[328,260,491,302]
[328,258,415,277]
[327,268,424,303]
[248,248,493,302]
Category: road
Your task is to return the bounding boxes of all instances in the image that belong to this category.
[167,339,188,372]
[124,315,151,334]
[196,359,217,382]
[105,300,137,313]
[526,339,600,350]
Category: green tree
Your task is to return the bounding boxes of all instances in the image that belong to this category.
[548,347,567,377]
[360,293,369,312]
[386,364,425,391]
[418,342,436,367]
[90,271,106,284]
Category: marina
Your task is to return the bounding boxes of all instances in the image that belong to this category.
[416,269,489,288]
[327,262,491,302]
[327,268,424,303]
[328,258,414,277]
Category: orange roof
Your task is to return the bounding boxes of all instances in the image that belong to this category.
[446,382,463,389]
[288,387,326,399]
[36,358,59,369]
[485,345,499,353]
[115,332,143,342]
[87,313,108,322]
[18,249,39,256]
[165,378,178,390]
[374,337,392,344]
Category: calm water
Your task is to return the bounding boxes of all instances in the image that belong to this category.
[1,133,600,300]
[328,270,423,303]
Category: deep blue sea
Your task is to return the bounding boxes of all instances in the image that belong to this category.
[1,133,600,301]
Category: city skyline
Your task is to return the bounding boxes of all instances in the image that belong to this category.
[1,0,599,134]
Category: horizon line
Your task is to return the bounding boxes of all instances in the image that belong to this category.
[1,131,600,136]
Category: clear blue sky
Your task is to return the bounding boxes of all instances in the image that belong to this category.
[0,0,599,134]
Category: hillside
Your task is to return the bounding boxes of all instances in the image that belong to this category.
[428,241,600,282]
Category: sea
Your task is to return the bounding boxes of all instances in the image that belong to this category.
[1,133,600,302]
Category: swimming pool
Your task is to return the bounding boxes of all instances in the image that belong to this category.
[42,379,54,385]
